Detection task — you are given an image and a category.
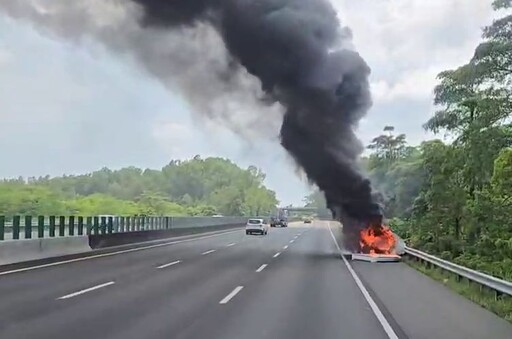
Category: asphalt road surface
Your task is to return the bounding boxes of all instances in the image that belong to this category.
[0,221,510,339]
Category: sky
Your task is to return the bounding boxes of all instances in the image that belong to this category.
[0,0,501,206]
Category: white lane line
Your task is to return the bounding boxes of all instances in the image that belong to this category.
[58,281,115,300]
[283,245,289,250]
[226,243,236,247]
[0,229,241,277]
[327,222,399,339]
[219,286,244,304]
[273,252,281,258]
[202,249,216,255]
[289,240,295,244]
[256,264,268,272]
[157,260,181,269]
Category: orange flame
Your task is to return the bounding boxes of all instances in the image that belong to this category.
[359,224,396,255]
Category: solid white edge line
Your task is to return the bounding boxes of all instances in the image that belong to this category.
[283,245,289,250]
[256,264,268,272]
[327,222,399,339]
[0,230,241,277]
[273,252,281,258]
[58,281,115,300]
[157,260,181,269]
[219,286,244,304]
[201,249,216,255]
[226,243,236,247]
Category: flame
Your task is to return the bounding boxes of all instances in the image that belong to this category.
[359,224,396,255]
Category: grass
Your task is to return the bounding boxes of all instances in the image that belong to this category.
[405,257,512,323]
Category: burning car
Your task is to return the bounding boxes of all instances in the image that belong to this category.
[352,223,401,262]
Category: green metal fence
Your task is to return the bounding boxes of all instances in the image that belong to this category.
[0,216,251,241]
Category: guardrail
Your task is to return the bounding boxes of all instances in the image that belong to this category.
[0,215,252,241]
[404,246,512,298]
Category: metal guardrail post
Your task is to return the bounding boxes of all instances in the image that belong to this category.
[0,216,4,241]
[49,216,56,237]
[100,216,107,235]
[25,216,32,239]
[140,217,145,231]
[93,217,99,235]
[69,216,75,236]
[107,217,113,234]
[77,216,84,236]
[120,217,125,233]
[86,217,92,235]
[38,216,44,238]
[59,216,66,237]
[13,216,20,240]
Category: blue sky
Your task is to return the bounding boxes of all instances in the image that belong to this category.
[0,1,500,205]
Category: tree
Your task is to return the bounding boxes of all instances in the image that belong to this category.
[303,189,326,209]
[65,194,141,216]
[367,126,407,161]
[384,2,512,279]
[1,156,279,218]
[244,185,278,216]
[0,183,67,216]
[365,127,423,218]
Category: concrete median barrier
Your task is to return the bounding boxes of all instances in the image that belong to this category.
[0,236,91,265]
[89,223,244,249]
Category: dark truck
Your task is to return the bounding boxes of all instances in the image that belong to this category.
[270,209,288,227]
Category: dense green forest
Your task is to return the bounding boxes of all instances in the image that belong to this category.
[366,1,512,280]
[0,156,279,217]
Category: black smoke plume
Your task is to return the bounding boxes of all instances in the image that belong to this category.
[130,0,382,233]
[0,0,383,249]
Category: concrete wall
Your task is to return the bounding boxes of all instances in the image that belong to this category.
[0,236,91,266]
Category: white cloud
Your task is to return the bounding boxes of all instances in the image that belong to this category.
[331,0,499,144]
[0,49,12,67]
[334,0,495,69]
[371,67,439,104]
[152,121,196,158]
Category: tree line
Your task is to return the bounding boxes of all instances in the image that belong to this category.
[366,1,512,280]
[0,156,279,217]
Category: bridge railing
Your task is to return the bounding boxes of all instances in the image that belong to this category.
[0,215,250,241]
[404,246,512,298]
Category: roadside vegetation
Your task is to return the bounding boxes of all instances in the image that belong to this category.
[365,1,512,281]
[0,156,278,217]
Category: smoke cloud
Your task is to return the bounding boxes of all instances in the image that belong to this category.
[0,0,382,246]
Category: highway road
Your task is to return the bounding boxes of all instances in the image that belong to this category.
[0,221,510,339]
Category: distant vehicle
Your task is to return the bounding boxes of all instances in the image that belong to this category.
[212,214,224,217]
[270,209,288,227]
[246,218,269,235]
[303,217,312,224]
[270,217,287,227]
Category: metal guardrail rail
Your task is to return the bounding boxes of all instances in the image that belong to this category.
[405,246,512,297]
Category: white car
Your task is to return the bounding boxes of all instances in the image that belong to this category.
[245,218,269,235]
